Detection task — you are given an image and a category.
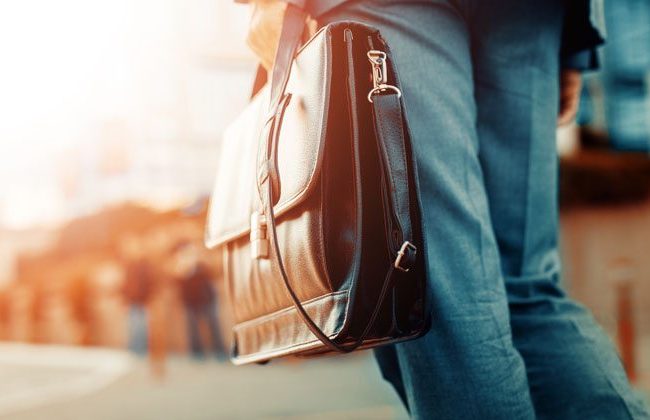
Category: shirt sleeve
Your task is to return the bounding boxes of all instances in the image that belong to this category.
[561,49,600,71]
[560,0,605,71]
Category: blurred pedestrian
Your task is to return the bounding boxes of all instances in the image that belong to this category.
[120,234,153,355]
[580,0,650,151]
[66,274,93,346]
[174,242,226,360]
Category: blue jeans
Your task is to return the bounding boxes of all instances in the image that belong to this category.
[321,0,650,418]
[185,303,226,358]
[127,304,148,355]
[580,0,650,151]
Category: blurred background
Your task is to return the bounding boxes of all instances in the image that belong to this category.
[0,0,648,419]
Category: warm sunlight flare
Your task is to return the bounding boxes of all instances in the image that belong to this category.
[0,0,252,229]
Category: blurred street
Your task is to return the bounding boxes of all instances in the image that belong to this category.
[0,0,649,418]
[0,344,407,420]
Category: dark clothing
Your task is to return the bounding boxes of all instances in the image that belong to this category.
[239,0,605,69]
[185,303,226,359]
[180,263,225,358]
[127,304,148,354]
[122,259,153,305]
[561,0,605,69]
[122,259,153,354]
[180,263,215,308]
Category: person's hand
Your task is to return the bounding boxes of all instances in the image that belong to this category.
[247,0,287,71]
[558,69,582,126]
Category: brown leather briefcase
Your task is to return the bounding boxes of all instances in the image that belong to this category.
[205,5,428,364]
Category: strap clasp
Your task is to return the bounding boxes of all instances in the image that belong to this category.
[250,211,269,259]
[367,50,402,103]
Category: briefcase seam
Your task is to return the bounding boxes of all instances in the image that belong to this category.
[232,289,349,330]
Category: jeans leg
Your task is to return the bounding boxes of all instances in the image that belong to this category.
[374,346,409,410]
[186,306,203,357]
[320,2,535,418]
[128,304,148,355]
[471,0,650,418]
[508,280,650,419]
[204,303,226,357]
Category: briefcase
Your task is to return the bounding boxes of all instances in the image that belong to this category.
[205,5,428,365]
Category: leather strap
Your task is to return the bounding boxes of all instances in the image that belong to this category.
[258,3,307,206]
[371,94,417,270]
[259,7,417,351]
[268,3,307,117]
[261,90,416,352]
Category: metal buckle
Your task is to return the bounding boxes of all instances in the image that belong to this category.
[394,241,417,272]
[250,212,269,259]
[367,50,402,103]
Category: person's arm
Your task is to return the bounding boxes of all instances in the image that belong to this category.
[558,69,583,126]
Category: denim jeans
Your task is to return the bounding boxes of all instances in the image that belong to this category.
[185,303,226,358]
[580,0,650,151]
[321,0,650,418]
[127,304,148,355]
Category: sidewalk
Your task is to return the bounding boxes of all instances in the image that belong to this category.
[0,343,133,418]
[0,343,407,420]
[1,342,646,419]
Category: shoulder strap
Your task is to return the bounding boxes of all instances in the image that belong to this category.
[262,90,416,353]
[267,4,308,116]
[256,3,307,207]
[371,93,417,272]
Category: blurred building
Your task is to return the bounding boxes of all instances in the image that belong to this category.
[0,228,55,287]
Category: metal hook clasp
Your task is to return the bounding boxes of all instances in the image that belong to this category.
[367,50,402,103]
[368,50,388,87]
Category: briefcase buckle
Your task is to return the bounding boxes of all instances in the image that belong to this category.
[394,241,417,272]
[250,212,269,259]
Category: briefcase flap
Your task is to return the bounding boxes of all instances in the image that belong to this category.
[205,27,333,249]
